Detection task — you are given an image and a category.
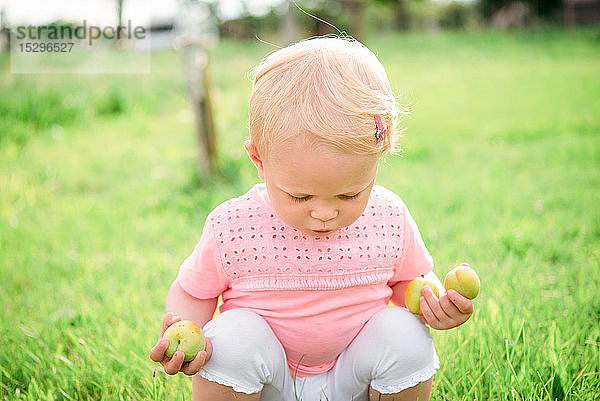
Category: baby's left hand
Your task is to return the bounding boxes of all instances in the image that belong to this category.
[420,286,473,330]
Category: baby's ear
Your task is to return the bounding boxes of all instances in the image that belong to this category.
[244,140,265,180]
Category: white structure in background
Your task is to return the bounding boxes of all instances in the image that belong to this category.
[174,0,218,52]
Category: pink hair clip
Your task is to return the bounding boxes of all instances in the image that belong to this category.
[374,115,386,143]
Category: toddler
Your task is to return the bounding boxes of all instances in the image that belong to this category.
[150,37,474,401]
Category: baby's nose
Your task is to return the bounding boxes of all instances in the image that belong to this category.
[310,207,338,222]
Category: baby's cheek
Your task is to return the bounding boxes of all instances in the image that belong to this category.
[281,207,309,229]
[354,198,369,219]
[348,202,369,224]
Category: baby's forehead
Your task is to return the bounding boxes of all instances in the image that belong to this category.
[268,136,378,175]
[267,131,341,161]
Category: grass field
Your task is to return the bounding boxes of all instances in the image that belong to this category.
[1,29,599,400]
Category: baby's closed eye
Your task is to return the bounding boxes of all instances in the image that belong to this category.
[337,194,360,201]
[289,194,312,202]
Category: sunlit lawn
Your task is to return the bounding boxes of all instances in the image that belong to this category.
[1,28,599,400]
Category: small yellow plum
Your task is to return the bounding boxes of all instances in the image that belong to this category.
[444,264,480,300]
[405,275,440,315]
[163,320,206,362]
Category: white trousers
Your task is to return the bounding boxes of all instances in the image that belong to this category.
[199,307,439,401]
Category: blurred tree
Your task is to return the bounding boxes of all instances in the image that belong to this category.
[479,0,564,20]
[282,0,300,44]
[439,1,473,30]
[295,1,344,37]
[295,0,365,40]
[341,0,366,40]
[221,7,280,40]
[374,0,413,30]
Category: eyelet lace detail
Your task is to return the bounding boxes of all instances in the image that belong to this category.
[209,185,407,291]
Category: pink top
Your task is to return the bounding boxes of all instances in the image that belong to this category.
[177,183,433,376]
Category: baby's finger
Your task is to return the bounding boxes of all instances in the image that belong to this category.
[419,296,439,328]
[446,290,474,314]
[181,350,208,376]
[163,350,185,375]
[149,339,169,363]
[439,294,462,318]
[204,338,213,362]
[160,313,182,337]
[421,286,447,322]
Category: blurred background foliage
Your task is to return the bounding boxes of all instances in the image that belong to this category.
[1,0,598,151]
[212,0,588,41]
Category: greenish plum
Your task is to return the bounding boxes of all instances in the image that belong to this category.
[163,320,206,362]
[444,264,480,300]
[405,275,440,316]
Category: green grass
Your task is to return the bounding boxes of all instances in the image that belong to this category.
[1,28,599,400]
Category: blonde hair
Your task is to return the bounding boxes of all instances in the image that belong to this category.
[248,36,406,159]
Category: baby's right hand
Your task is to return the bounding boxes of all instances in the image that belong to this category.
[149,312,212,376]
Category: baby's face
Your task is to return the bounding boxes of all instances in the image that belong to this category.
[261,141,379,237]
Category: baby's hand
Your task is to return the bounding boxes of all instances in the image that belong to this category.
[149,312,212,376]
[419,286,473,330]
